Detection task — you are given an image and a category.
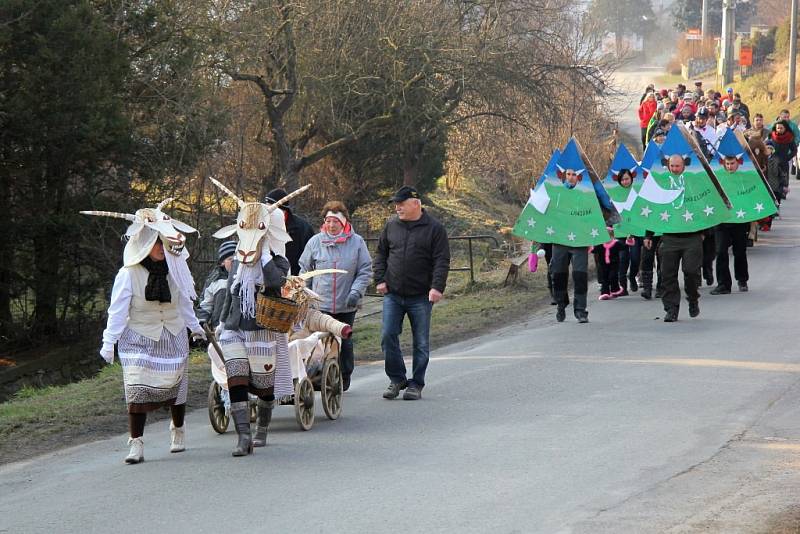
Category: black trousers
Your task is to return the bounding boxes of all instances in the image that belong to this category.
[702,229,715,281]
[640,235,662,290]
[551,245,588,316]
[659,234,702,312]
[618,237,641,284]
[715,223,749,289]
[330,311,357,379]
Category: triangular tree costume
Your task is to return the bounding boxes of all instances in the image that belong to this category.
[629,124,731,232]
[640,139,663,171]
[513,138,614,246]
[601,143,648,237]
[709,130,778,223]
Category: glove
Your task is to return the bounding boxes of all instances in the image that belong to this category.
[345,291,361,309]
[191,329,207,342]
[100,343,115,364]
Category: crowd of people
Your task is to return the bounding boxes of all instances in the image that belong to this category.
[87,184,449,464]
[542,80,795,324]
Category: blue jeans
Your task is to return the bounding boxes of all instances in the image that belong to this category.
[382,293,433,387]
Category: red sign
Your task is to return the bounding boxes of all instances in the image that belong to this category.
[686,28,702,41]
[740,45,753,66]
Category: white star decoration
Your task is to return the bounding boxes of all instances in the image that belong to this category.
[703,205,714,216]
[640,206,652,217]
[682,210,694,222]
[527,218,536,227]
[660,210,671,221]
[590,228,600,237]
[546,226,555,235]
[736,209,746,219]
[754,203,764,213]
[567,232,576,241]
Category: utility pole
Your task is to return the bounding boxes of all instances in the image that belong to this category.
[720,0,736,85]
[701,0,709,40]
[790,0,798,101]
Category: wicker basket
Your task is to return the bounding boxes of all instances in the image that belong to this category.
[255,294,302,333]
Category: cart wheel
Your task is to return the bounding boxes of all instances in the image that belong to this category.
[294,376,315,431]
[321,359,343,420]
[207,382,229,434]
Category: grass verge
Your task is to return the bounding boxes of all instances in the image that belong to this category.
[0,267,549,466]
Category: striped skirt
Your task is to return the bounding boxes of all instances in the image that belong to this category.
[118,327,189,413]
[218,328,293,397]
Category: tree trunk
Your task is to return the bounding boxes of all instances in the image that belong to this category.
[0,174,12,338]
[31,231,60,338]
[402,140,426,187]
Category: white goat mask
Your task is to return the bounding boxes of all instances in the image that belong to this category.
[80,198,198,267]
[209,179,309,265]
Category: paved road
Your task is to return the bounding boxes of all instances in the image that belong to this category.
[4,208,800,533]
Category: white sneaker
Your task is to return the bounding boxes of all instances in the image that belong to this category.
[169,422,185,453]
[125,437,144,464]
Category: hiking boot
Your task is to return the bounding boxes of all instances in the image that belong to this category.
[738,283,748,292]
[382,381,407,400]
[689,301,700,318]
[403,383,423,401]
[655,288,664,299]
[710,285,731,295]
[663,309,679,322]
[556,306,566,322]
[704,275,714,286]
[169,422,185,453]
[125,437,144,464]
[576,311,589,324]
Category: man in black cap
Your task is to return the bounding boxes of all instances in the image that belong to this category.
[265,188,315,275]
[374,185,450,401]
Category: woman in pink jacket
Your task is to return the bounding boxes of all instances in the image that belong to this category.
[638,92,658,148]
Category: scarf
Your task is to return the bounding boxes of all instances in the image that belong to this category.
[232,261,263,319]
[140,257,171,302]
[771,129,794,145]
[320,222,353,246]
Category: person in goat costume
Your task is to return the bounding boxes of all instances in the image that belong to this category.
[210,179,309,456]
[81,199,204,464]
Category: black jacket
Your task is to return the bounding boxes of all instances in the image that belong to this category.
[373,210,450,297]
[283,208,315,275]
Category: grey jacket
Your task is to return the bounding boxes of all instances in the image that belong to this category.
[220,255,290,331]
[298,231,373,314]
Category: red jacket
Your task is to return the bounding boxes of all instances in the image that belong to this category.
[638,100,658,128]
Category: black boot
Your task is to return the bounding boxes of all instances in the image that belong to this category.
[629,274,638,292]
[664,308,679,322]
[641,271,653,300]
[252,399,274,448]
[231,401,253,457]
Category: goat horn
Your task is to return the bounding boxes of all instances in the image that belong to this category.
[156,197,174,211]
[80,210,138,222]
[209,178,245,208]
[266,184,311,213]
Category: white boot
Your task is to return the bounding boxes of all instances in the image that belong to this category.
[125,437,144,464]
[169,421,185,453]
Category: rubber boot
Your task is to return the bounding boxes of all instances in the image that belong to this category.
[641,271,653,300]
[252,399,274,448]
[230,401,253,457]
